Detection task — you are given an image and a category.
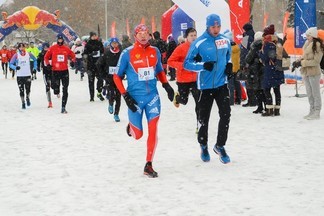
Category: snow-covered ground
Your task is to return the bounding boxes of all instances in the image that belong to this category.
[0,70,324,216]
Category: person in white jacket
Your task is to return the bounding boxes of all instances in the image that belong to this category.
[72,38,85,81]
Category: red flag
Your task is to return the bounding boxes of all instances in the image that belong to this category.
[111,21,116,38]
[151,16,156,33]
[126,18,130,37]
[283,11,290,34]
[263,13,269,28]
[229,0,250,44]
[140,17,145,25]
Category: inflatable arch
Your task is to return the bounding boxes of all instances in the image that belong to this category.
[0,6,79,43]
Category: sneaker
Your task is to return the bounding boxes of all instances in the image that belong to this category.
[200,145,210,162]
[102,89,107,96]
[97,92,105,101]
[306,111,320,120]
[144,162,158,178]
[114,114,120,122]
[22,103,26,109]
[213,145,230,164]
[61,107,68,114]
[173,92,180,108]
[126,124,132,137]
[26,98,31,106]
[108,104,114,114]
[48,102,53,108]
[90,97,94,102]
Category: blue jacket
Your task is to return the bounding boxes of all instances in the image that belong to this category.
[184,31,231,90]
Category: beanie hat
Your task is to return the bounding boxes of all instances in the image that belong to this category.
[254,31,263,41]
[305,27,318,38]
[134,24,149,36]
[42,42,50,49]
[57,33,64,40]
[263,24,275,36]
[89,31,97,37]
[103,40,110,48]
[223,29,233,41]
[206,14,221,28]
[110,37,119,45]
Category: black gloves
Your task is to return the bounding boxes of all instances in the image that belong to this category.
[203,61,215,71]
[75,50,81,54]
[16,66,21,70]
[123,92,138,112]
[70,61,75,68]
[162,83,174,102]
[46,65,52,70]
[225,63,233,79]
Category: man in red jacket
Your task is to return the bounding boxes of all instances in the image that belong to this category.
[167,27,199,131]
[44,33,76,113]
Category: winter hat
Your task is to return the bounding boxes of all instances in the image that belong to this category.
[57,33,64,40]
[206,14,221,28]
[110,37,119,45]
[305,27,318,38]
[254,31,263,41]
[75,38,81,43]
[263,24,275,36]
[89,31,97,38]
[42,42,50,49]
[134,24,149,36]
[167,35,174,42]
[223,29,233,41]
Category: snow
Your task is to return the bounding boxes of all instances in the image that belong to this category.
[1,71,324,216]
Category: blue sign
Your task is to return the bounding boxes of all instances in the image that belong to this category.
[294,0,316,48]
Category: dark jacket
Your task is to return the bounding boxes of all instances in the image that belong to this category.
[121,35,132,50]
[260,35,284,89]
[37,49,51,75]
[245,39,264,90]
[96,47,121,85]
[84,39,104,70]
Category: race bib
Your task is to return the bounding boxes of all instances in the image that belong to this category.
[215,39,228,49]
[93,51,100,58]
[2,54,6,57]
[109,66,116,75]
[57,55,65,62]
[19,60,27,66]
[138,67,154,81]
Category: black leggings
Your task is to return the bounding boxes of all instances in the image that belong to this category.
[197,84,231,147]
[2,62,8,78]
[264,86,281,106]
[88,67,103,99]
[176,81,200,121]
[17,76,31,103]
[52,70,69,108]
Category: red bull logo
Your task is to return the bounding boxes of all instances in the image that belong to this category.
[34,10,62,27]
[0,6,79,43]
[1,11,31,29]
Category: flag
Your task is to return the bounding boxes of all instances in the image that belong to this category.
[111,21,116,38]
[228,0,250,44]
[294,0,316,48]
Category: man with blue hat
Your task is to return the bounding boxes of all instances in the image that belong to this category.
[184,14,232,164]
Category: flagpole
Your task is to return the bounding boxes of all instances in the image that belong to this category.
[105,0,108,40]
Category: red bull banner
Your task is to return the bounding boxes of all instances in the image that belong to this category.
[228,0,250,44]
[0,6,79,43]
